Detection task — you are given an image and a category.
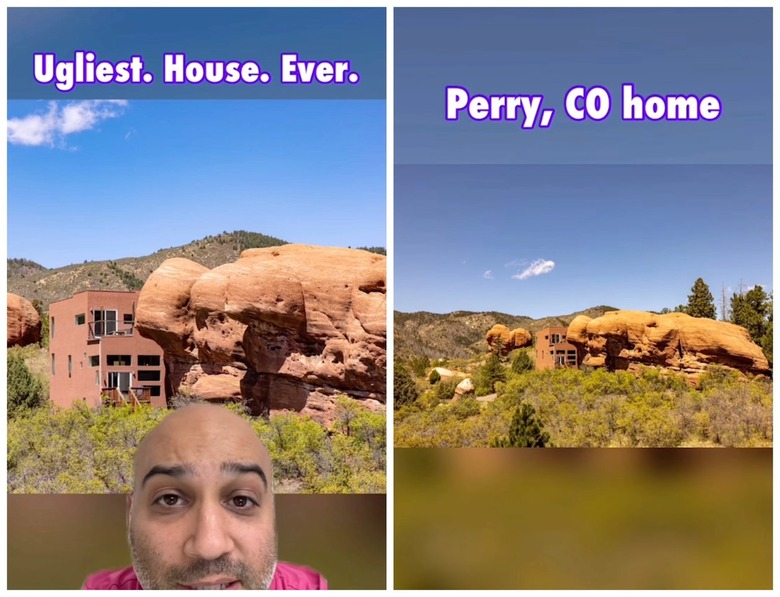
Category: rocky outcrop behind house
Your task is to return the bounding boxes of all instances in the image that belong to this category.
[486,324,533,355]
[567,310,770,376]
[7,293,42,347]
[136,245,386,424]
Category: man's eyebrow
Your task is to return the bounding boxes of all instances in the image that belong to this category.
[141,463,194,488]
[221,461,268,490]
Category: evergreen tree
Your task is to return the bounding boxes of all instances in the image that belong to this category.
[475,351,506,395]
[730,285,772,362]
[511,350,534,374]
[686,278,716,319]
[8,352,46,417]
[394,362,419,410]
[429,369,441,384]
[492,403,551,447]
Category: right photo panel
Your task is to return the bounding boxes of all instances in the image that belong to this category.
[394,8,771,590]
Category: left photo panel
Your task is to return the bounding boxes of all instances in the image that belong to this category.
[7,7,387,590]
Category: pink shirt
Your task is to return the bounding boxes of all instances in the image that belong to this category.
[83,562,328,590]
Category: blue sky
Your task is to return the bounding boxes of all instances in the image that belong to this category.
[395,165,772,318]
[8,100,385,267]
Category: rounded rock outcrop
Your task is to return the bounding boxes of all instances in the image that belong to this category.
[136,245,386,423]
[486,324,533,354]
[566,310,770,376]
[7,293,42,347]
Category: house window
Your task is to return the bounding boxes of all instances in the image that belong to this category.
[551,333,561,344]
[93,310,118,336]
[51,317,55,339]
[107,355,131,366]
[145,385,162,397]
[95,371,100,386]
[137,370,161,382]
[138,355,161,367]
[75,314,86,325]
[89,356,100,367]
[51,354,55,375]
[124,313,134,324]
[68,355,72,378]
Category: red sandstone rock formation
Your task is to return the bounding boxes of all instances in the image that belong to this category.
[7,293,42,347]
[567,310,770,376]
[136,245,386,423]
[486,324,533,354]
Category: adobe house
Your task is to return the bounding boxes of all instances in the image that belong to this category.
[49,290,166,408]
[535,326,583,370]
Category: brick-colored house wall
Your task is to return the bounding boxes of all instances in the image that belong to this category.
[49,291,166,408]
[535,326,583,370]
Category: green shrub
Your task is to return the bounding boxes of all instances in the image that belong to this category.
[8,351,47,418]
[511,350,534,374]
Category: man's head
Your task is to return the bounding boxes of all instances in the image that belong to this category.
[128,403,277,590]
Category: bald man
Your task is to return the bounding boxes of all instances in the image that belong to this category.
[83,404,327,590]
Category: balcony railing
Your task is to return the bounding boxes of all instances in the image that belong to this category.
[101,386,151,408]
[88,321,135,341]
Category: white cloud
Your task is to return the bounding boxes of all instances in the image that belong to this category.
[512,259,556,280]
[8,100,128,147]
[483,270,494,279]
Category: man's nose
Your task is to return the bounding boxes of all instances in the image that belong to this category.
[184,500,235,561]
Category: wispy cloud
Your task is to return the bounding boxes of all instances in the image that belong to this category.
[483,270,494,279]
[8,100,128,147]
[512,259,556,280]
[124,128,137,141]
[504,259,527,268]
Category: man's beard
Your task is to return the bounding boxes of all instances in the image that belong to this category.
[128,525,278,590]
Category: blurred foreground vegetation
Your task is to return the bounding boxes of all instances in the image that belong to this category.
[395,448,772,589]
[395,359,772,448]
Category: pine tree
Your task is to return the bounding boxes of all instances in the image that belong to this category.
[686,278,716,319]
[394,363,419,410]
[511,350,534,374]
[475,351,506,395]
[492,403,551,447]
[8,352,46,417]
[730,285,772,363]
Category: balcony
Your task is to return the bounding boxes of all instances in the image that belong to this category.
[101,386,151,408]
[88,320,135,341]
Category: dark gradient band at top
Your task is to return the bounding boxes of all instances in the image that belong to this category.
[9,8,385,100]
[395,8,771,165]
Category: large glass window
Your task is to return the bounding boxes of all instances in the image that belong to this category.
[93,310,117,336]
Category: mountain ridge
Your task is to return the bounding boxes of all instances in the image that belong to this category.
[8,231,384,310]
[395,305,618,359]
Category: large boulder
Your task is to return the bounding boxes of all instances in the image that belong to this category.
[7,293,41,347]
[454,378,474,396]
[486,324,533,354]
[136,245,386,423]
[567,310,770,376]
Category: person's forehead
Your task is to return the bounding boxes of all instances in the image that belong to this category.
[143,430,264,468]
[135,407,270,484]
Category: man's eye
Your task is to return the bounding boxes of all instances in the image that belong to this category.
[155,494,185,507]
[229,495,257,510]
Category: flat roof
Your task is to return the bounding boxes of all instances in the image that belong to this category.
[49,289,141,305]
